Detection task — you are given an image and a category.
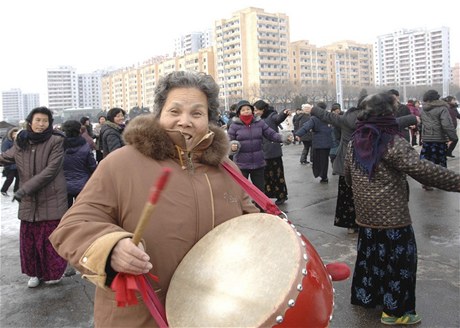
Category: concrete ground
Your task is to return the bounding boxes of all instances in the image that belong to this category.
[1,142,459,328]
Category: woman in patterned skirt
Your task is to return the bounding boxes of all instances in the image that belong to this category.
[344,92,460,325]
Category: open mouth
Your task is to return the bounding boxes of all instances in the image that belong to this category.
[180,131,193,140]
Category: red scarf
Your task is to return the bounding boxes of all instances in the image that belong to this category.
[240,114,253,126]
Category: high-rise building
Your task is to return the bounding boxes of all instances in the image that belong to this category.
[174,29,214,57]
[47,66,78,113]
[22,93,40,118]
[1,89,40,123]
[2,89,22,123]
[215,7,290,108]
[374,27,450,87]
[78,71,103,109]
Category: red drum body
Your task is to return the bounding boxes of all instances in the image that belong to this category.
[166,213,334,327]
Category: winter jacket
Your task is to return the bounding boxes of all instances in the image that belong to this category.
[63,136,97,195]
[295,116,333,149]
[227,115,283,170]
[344,136,460,229]
[100,121,125,157]
[420,99,458,143]
[50,115,259,328]
[296,113,313,142]
[1,129,17,171]
[447,104,460,129]
[0,132,68,222]
[260,110,288,159]
[311,106,417,176]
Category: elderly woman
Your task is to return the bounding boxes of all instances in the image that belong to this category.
[0,107,68,288]
[50,71,259,327]
[344,92,460,325]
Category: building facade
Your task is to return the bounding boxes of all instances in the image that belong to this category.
[47,66,78,113]
[374,27,450,87]
[1,89,22,122]
[22,93,40,118]
[1,89,39,123]
[78,71,103,109]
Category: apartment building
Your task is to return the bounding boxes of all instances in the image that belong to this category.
[374,27,450,87]
[174,29,213,56]
[2,89,22,122]
[1,89,39,123]
[99,7,395,111]
[215,7,290,106]
[47,66,78,112]
[78,71,103,109]
[101,48,215,112]
[22,93,40,118]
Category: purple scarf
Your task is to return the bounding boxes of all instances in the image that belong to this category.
[351,116,402,180]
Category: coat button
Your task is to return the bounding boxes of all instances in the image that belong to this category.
[82,257,88,263]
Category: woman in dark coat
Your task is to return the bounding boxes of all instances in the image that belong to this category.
[1,126,20,196]
[0,107,68,288]
[295,102,333,183]
[61,120,97,208]
[100,107,126,158]
[253,100,289,205]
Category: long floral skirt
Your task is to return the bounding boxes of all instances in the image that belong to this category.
[420,141,447,168]
[334,176,359,228]
[264,157,288,201]
[351,226,418,317]
[20,220,67,281]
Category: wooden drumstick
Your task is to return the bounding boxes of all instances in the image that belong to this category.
[132,168,172,246]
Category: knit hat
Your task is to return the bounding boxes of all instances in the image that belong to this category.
[236,100,254,115]
[423,89,440,102]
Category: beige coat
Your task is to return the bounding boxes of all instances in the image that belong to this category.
[50,115,259,327]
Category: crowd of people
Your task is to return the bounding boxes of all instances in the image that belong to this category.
[1,70,459,327]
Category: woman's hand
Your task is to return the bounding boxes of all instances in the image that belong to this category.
[110,238,153,275]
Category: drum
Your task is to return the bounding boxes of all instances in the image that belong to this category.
[166,213,334,327]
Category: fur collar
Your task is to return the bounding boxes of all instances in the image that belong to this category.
[123,114,230,166]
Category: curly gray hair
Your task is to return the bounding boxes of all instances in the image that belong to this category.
[153,71,220,122]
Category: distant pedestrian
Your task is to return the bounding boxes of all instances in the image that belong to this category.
[297,104,313,165]
[419,90,458,190]
[295,102,333,183]
[253,100,289,205]
[0,106,68,288]
[61,120,97,208]
[93,114,107,163]
[1,127,20,196]
[443,96,459,157]
[100,107,126,158]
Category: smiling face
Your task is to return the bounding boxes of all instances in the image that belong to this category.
[239,106,253,116]
[30,113,50,133]
[159,87,209,149]
[113,112,125,125]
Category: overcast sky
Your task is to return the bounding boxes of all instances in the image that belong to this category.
[1,0,458,115]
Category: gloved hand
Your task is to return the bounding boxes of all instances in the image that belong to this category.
[12,189,26,203]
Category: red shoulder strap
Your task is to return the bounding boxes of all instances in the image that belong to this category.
[221,161,282,215]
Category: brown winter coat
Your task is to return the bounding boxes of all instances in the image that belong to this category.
[0,133,68,222]
[50,115,259,327]
[344,136,460,228]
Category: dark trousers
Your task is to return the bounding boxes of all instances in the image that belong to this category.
[447,139,458,156]
[300,140,312,163]
[1,169,19,193]
[240,167,265,192]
